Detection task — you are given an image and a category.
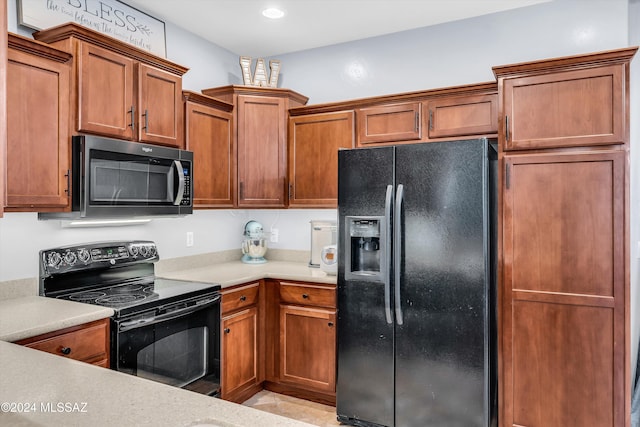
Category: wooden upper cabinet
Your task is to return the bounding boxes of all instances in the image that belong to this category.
[237,95,287,207]
[288,111,354,207]
[202,86,308,208]
[183,91,235,208]
[426,93,497,139]
[494,49,638,151]
[34,23,188,148]
[77,42,134,139]
[6,34,71,211]
[138,63,182,146]
[356,102,421,145]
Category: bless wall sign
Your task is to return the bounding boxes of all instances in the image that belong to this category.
[18,0,166,57]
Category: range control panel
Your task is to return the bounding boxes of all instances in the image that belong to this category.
[40,241,158,277]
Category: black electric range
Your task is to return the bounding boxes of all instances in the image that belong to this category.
[39,241,222,396]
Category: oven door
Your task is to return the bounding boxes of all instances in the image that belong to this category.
[113,294,220,396]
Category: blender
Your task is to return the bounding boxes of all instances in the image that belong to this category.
[241,220,268,264]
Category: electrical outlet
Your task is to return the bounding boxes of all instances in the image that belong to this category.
[271,228,279,243]
[186,231,194,247]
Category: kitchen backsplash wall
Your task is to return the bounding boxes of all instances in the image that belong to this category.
[0,210,337,282]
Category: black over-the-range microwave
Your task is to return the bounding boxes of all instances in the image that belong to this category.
[39,135,193,220]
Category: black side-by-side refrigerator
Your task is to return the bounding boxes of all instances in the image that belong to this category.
[336,139,497,427]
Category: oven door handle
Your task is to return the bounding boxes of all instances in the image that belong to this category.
[118,295,220,332]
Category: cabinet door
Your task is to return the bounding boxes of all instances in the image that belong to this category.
[138,63,183,147]
[356,102,421,145]
[279,305,336,393]
[288,111,354,207]
[426,93,497,138]
[503,65,625,150]
[6,48,70,210]
[185,100,234,207]
[77,42,134,139]
[502,151,625,427]
[221,307,259,400]
[237,95,286,207]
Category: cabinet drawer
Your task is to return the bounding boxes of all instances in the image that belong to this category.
[426,93,497,139]
[357,102,421,145]
[222,282,260,314]
[19,319,109,364]
[279,282,336,308]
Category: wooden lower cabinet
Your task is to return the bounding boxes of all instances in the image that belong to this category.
[502,150,626,427]
[221,307,260,402]
[15,319,110,367]
[279,305,336,393]
[220,282,263,403]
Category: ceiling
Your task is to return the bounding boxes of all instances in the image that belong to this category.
[123,0,551,57]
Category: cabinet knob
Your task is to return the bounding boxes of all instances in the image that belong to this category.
[60,347,72,355]
[302,294,309,299]
[240,295,247,301]
[224,328,231,334]
[328,322,334,328]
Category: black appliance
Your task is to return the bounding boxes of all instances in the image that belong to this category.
[39,135,193,220]
[39,241,221,397]
[337,139,497,427]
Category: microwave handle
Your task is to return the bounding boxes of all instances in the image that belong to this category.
[172,160,186,205]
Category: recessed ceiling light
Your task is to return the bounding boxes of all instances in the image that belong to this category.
[262,7,285,19]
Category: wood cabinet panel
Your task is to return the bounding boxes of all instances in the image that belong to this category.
[184,93,234,207]
[221,282,260,314]
[288,111,354,207]
[426,93,497,138]
[138,63,182,147]
[77,42,134,139]
[237,95,286,207]
[502,151,625,427]
[508,154,621,297]
[511,300,615,427]
[0,0,6,218]
[221,307,259,401]
[16,319,110,367]
[6,35,71,211]
[503,65,625,150]
[357,102,421,145]
[279,305,336,393]
[279,281,336,308]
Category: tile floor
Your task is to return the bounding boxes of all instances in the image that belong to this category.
[242,390,341,426]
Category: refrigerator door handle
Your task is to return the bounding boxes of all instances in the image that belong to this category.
[394,184,404,325]
[383,184,393,324]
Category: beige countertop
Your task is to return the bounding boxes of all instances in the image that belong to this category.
[0,340,314,427]
[0,296,114,342]
[157,260,337,288]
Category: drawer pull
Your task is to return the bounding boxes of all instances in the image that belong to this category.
[302,294,309,299]
[240,295,247,301]
[328,322,334,327]
[224,328,231,334]
[60,347,72,355]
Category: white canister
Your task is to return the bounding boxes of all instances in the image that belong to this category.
[320,245,338,275]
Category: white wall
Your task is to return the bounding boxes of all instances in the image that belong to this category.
[275,0,629,104]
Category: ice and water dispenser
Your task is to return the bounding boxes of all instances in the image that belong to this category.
[345,217,386,282]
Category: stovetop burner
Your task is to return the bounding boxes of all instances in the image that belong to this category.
[41,241,221,317]
[59,282,158,309]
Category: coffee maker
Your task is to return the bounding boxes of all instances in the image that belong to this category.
[241,220,268,264]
